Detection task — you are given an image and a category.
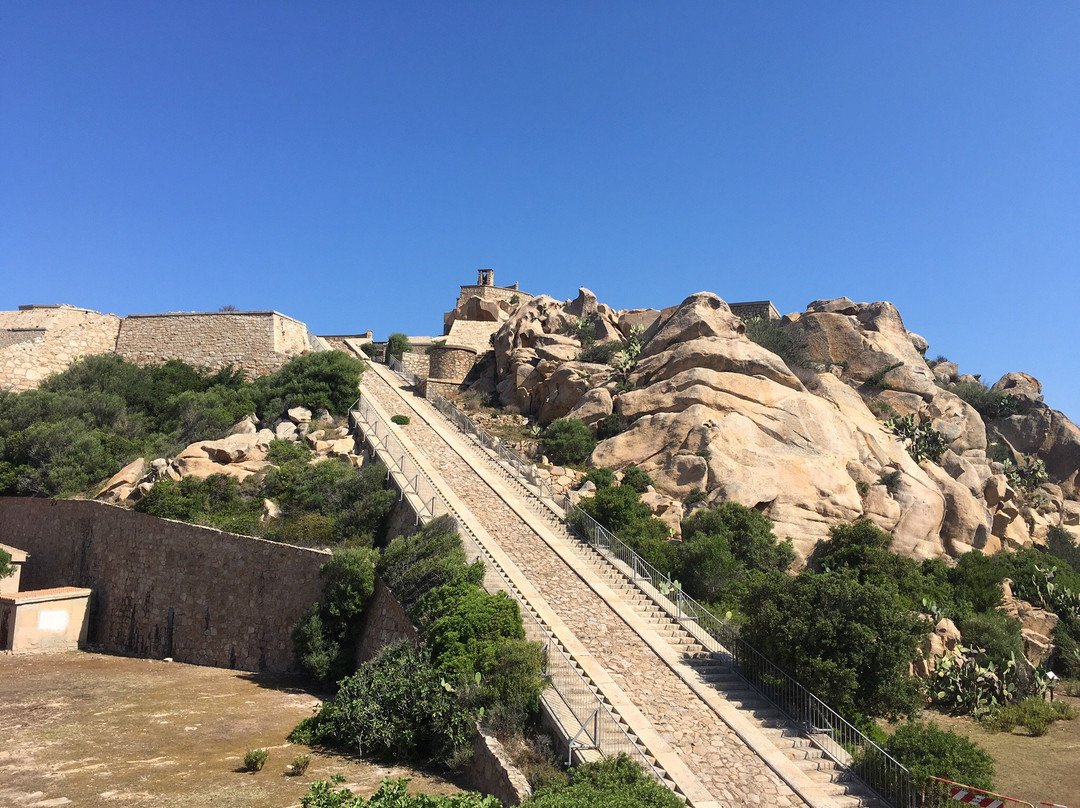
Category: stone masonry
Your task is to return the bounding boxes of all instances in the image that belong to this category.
[116,310,318,379]
[0,306,123,391]
[0,497,329,672]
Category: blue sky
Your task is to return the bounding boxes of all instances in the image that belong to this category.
[2,3,1078,419]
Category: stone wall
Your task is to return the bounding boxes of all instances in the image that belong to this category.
[468,731,532,806]
[400,350,431,381]
[0,498,329,672]
[355,576,418,664]
[446,320,501,352]
[0,306,122,391]
[456,284,528,309]
[428,345,478,385]
[729,300,780,321]
[116,311,316,379]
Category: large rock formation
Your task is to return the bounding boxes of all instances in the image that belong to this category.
[483,289,1080,564]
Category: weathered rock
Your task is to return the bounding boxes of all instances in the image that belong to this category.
[288,406,312,424]
[261,498,282,523]
[97,458,147,500]
[922,462,994,555]
[172,455,270,481]
[230,416,258,435]
[565,287,600,319]
[992,372,1043,402]
[566,387,613,427]
[189,430,274,464]
[275,420,298,441]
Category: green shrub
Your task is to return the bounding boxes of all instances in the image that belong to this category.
[360,342,381,358]
[684,489,707,506]
[0,547,12,580]
[983,695,1077,735]
[856,479,871,497]
[620,466,653,493]
[577,485,674,573]
[523,754,682,808]
[878,469,903,495]
[741,569,927,719]
[1003,455,1048,496]
[957,610,1024,669]
[297,641,476,769]
[301,776,500,808]
[289,753,312,776]
[583,467,616,489]
[386,333,411,360]
[864,361,905,390]
[577,341,624,365]
[743,317,811,369]
[884,720,993,790]
[253,351,365,418]
[243,748,269,772]
[391,414,411,426]
[595,413,630,441]
[948,380,1021,420]
[267,439,313,465]
[542,418,596,466]
[1048,526,1080,571]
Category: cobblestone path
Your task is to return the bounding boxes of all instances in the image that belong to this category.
[361,367,807,808]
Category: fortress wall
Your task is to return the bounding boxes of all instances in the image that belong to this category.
[0,498,329,672]
[0,308,122,392]
[116,311,316,379]
[456,284,528,308]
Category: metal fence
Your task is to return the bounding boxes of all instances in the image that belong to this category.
[350,387,665,782]
[400,381,918,808]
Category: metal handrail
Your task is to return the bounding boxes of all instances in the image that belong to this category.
[405,389,917,808]
[350,389,665,783]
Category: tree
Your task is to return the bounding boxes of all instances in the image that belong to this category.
[386,333,411,361]
[740,569,928,720]
[542,418,596,465]
[0,547,14,580]
[884,721,994,790]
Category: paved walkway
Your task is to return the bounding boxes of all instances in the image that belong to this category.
[359,362,847,808]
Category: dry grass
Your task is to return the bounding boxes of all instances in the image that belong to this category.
[925,695,1080,805]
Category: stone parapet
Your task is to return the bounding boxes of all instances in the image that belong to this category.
[0,306,122,391]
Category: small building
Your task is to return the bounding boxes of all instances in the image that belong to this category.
[729,300,780,321]
[0,586,92,652]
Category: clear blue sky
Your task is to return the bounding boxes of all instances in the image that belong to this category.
[3,3,1078,419]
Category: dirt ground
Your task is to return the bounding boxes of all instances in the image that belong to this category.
[0,651,468,808]
[927,697,1080,806]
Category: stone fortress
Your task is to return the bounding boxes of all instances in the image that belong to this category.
[0,304,330,392]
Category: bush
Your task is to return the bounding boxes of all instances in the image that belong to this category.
[360,342,381,358]
[391,414,410,426]
[386,333,411,360]
[740,569,927,719]
[577,485,674,573]
[267,439,313,465]
[289,753,312,776]
[297,641,476,769]
[542,418,596,466]
[583,467,615,489]
[948,380,1021,420]
[523,754,682,808]
[243,748,269,772]
[253,351,365,419]
[292,546,379,684]
[743,317,811,369]
[620,466,653,493]
[595,413,630,441]
[884,721,994,790]
[301,776,500,808]
[982,695,1077,736]
[957,610,1024,669]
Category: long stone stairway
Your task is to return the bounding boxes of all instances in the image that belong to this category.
[355,360,881,808]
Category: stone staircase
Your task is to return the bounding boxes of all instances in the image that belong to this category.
[354,359,894,808]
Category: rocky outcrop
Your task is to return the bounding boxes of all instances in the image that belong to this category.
[483,288,1080,564]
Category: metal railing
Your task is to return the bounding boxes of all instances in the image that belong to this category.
[428,393,557,502]
[350,387,665,782]
[403,386,917,808]
[388,356,421,388]
[564,500,916,808]
[350,396,440,523]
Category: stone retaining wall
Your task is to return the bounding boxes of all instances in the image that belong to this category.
[355,576,418,664]
[116,311,314,378]
[0,306,122,391]
[0,498,329,672]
